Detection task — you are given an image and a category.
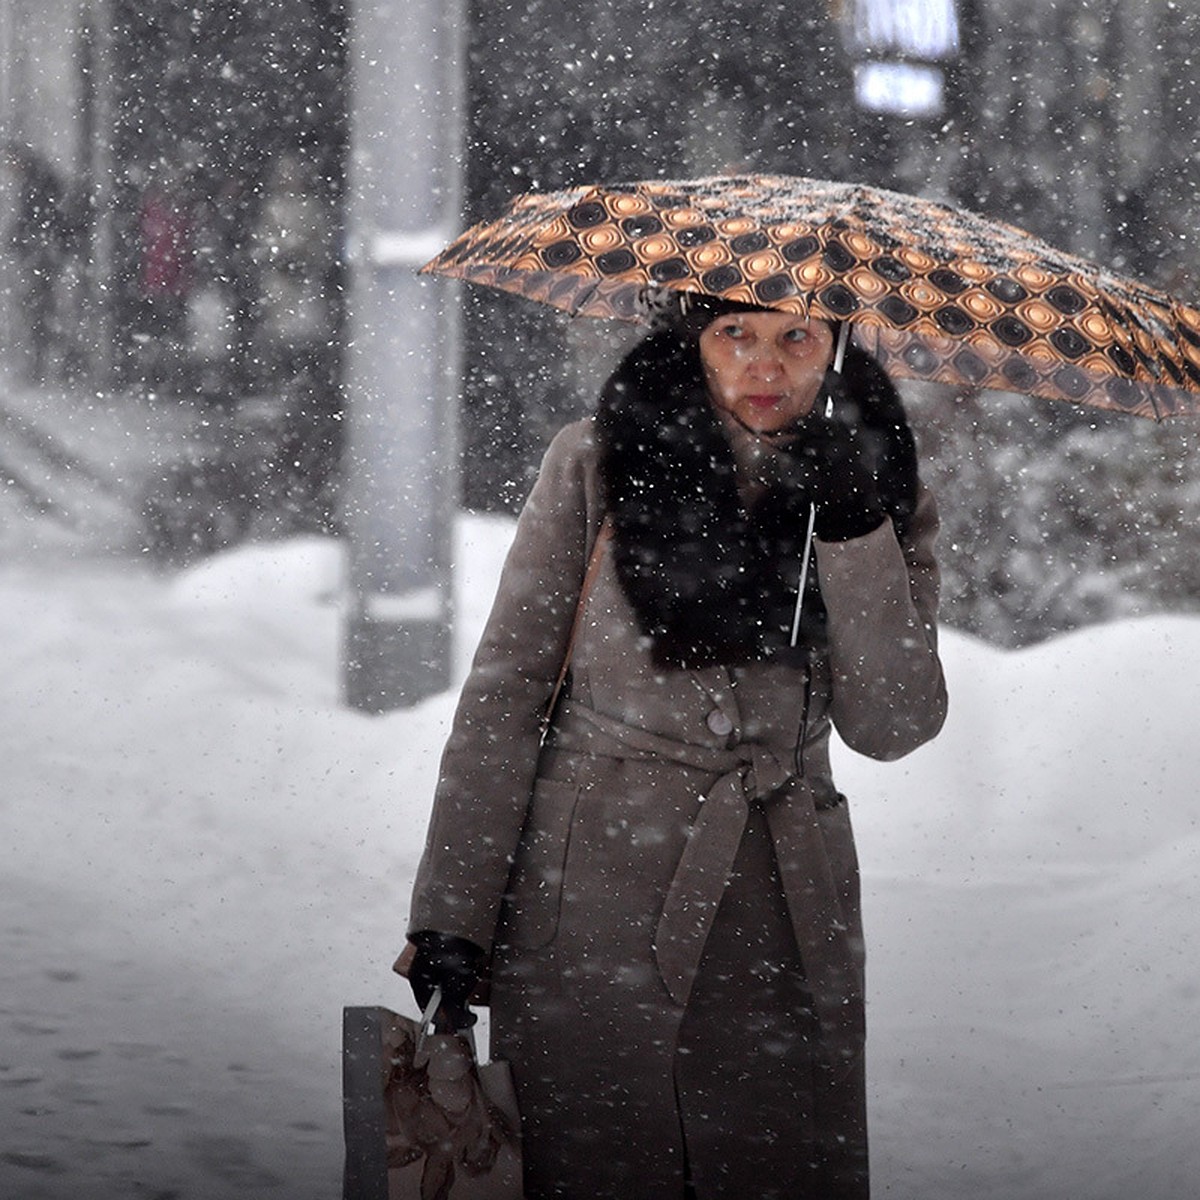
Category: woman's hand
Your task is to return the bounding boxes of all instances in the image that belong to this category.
[781,360,920,541]
[407,931,485,1031]
[787,407,887,541]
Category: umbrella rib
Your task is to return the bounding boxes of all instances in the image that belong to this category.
[567,280,601,319]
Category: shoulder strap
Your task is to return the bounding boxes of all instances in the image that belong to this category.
[540,515,613,744]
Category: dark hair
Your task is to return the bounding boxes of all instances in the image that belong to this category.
[650,293,775,341]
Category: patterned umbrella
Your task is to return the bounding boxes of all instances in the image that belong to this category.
[422,174,1200,420]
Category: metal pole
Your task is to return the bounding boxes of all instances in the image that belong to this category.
[87,0,116,387]
[342,0,464,711]
[0,1,15,372]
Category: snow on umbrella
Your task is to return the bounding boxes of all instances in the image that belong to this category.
[422,174,1200,420]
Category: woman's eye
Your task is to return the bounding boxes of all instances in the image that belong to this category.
[720,322,746,339]
[783,327,810,343]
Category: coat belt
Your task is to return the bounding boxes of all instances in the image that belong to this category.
[549,701,863,1053]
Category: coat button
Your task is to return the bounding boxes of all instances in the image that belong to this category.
[706,709,734,736]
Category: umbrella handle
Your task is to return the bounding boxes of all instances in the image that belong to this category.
[790,502,818,647]
[832,320,850,375]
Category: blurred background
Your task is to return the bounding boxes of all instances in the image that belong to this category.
[4,8,1200,1196]
[3,0,1200,697]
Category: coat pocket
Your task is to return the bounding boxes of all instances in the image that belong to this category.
[501,776,580,950]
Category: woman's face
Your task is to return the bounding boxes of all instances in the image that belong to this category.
[698,311,835,434]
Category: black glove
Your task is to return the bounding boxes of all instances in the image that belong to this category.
[786,405,886,542]
[407,931,484,1032]
[783,355,920,541]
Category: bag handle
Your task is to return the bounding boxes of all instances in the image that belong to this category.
[540,515,612,745]
[419,987,443,1039]
[417,986,481,1059]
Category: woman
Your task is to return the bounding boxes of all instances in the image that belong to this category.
[405,296,948,1199]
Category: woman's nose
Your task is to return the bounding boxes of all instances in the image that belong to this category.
[746,347,783,379]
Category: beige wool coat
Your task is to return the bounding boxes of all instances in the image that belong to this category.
[408,416,948,1199]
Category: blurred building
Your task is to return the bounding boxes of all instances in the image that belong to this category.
[1,0,347,405]
[0,0,96,384]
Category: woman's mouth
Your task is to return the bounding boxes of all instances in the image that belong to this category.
[745,394,785,409]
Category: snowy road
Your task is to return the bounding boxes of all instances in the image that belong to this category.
[0,551,373,1199]
[5,875,335,1196]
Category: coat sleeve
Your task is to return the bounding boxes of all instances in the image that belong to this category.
[407,421,595,953]
[813,481,948,761]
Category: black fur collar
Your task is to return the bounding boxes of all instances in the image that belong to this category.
[594,328,917,670]
[595,331,824,669]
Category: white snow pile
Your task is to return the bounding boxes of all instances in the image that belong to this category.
[1,520,1197,1200]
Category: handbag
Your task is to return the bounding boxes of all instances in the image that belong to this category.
[343,991,524,1200]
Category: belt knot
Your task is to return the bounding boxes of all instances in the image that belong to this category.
[741,744,794,804]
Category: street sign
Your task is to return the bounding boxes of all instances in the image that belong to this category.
[843,0,960,117]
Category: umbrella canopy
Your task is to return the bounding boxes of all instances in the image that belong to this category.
[422,174,1200,420]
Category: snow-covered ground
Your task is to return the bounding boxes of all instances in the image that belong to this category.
[2,515,1198,1199]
